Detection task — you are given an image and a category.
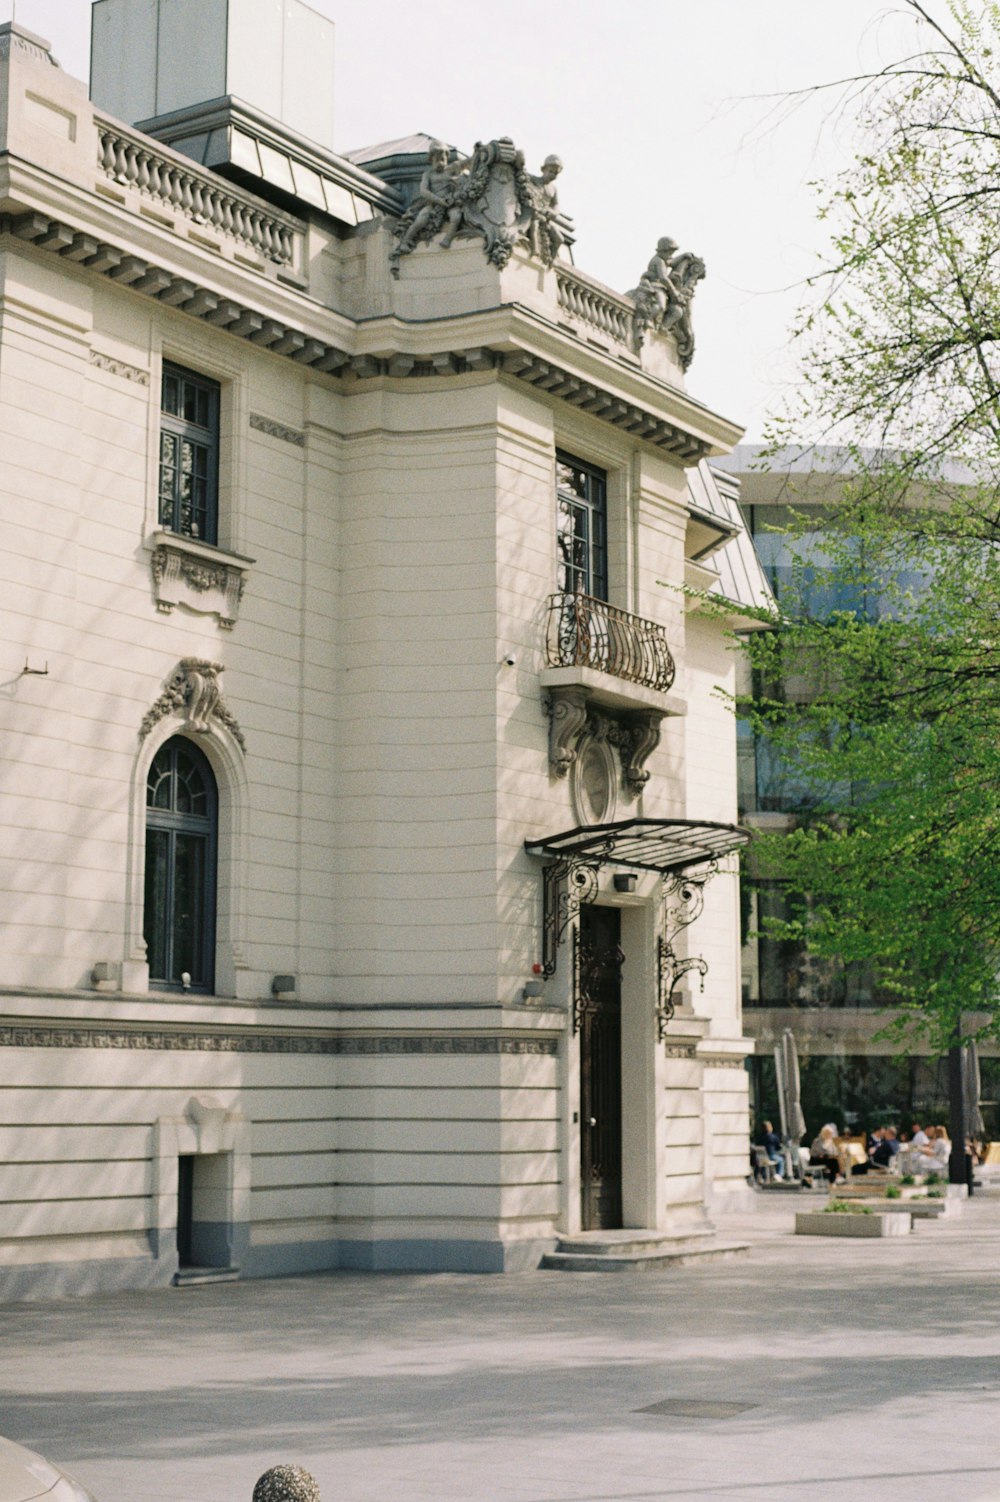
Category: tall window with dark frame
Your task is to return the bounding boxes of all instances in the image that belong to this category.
[144,737,217,992]
[556,453,608,600]
[159,364,219,544]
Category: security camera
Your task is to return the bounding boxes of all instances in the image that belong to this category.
[503,653,517,667]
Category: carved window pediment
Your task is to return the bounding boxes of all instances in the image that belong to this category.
[149,530,254,630]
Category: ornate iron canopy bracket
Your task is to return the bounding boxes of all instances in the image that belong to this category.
[655,861,716,1041]
[540,846,613,978]
[526,820,748,985]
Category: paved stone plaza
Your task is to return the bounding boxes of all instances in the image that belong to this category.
[4,1192,1000,1502]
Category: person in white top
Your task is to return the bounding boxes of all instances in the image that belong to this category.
[901,1124,950,1177]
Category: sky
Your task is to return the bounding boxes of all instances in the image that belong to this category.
[0,0,953,440]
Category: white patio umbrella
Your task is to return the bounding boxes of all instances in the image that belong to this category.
[964,1041,986,1140]
[774,1028,807,1179]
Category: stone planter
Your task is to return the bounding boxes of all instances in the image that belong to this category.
[835,1181,923,1201]
[795,1210,912,1237]
[861,1198,954,1218]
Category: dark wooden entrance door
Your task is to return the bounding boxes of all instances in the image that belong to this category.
[177,1155,194,1266]
[578,904,623,1230]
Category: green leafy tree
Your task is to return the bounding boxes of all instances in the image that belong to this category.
[743,0,1000,1052]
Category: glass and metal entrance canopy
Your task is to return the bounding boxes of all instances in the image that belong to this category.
[524,817,750,875]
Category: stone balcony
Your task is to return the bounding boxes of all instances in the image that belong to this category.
[540,592,686,792]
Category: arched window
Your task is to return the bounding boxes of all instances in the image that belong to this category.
[144,737,217,991]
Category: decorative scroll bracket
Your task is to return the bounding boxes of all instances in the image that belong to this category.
[547,687,589,778]
[540,846,613,978]
[546,687,664,797]
[655,860,717,1041]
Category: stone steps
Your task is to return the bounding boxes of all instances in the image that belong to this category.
[541,1229,750,1272]
[172,1265,241,1287]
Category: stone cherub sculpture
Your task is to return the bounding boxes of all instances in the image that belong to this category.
[525,154,565,266]
[392,139,470,267]
[391,139,569,275]
[630,236,706,367]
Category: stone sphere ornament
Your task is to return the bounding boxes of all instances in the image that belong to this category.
[253,1466,322,1502]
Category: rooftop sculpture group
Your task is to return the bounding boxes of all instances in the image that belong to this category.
[389,141,705,371]
[629,237,706,367]
[390,137,567,275]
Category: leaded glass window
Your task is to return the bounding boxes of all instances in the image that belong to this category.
[556,453,608,600]
[159,364,219,543]
[144,737,217,992]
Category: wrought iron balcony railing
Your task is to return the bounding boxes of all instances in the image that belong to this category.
[545,592,677,693]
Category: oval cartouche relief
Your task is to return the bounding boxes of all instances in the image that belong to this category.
[571,735,618,826]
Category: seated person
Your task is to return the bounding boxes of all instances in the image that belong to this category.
[871,1125,901,1167]
[757,1120,784,1179]
[927,1125,952,1174]
[808,1123,843,1183]
[901,1124,951,1177]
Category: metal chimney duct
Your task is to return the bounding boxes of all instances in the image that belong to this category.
[90,0,335,151]
[88,0,396,226]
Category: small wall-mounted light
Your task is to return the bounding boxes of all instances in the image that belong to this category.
[613,872,638,893]
[522,978,545,1000]
[180,971,192,992]
[272,974,296,998]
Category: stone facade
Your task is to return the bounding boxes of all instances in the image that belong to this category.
[0,14,761,1299]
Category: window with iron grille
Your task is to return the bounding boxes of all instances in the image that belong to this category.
[159,364,219,543]
[556,452,608,600]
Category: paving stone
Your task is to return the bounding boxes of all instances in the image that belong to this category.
[4,1188,1000,1502]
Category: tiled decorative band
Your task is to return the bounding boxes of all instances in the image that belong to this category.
[0,1024,558,1056]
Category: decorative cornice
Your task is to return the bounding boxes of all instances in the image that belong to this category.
[0,24,57,66]
[501,351,711,460]
[250,412,305,446]
[0,1023,558,1055]
[4,212,714,459]
[7,211,352,377]
[89,349,149,385]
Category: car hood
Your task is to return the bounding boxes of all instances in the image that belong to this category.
[0,1439,72,1502]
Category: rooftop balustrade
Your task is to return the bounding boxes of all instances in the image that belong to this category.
[96,117,305,275]
[555,265,638,351]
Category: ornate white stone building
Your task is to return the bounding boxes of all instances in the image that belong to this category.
[0,1,768,1298]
